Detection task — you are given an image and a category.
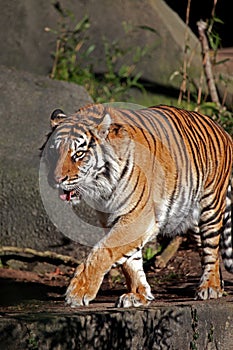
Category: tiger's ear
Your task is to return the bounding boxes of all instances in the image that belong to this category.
[97,113,112,139]
[50,109,67,128]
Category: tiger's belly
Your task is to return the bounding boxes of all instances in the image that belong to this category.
[158,200,200,237]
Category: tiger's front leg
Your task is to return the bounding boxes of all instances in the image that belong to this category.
[66,262,103,307]
[66,246,154,307]
[65,245,114,307]
[66,218,158,307]
[66,244,150,307]
[116,249,154,307]
[65,241,141,307]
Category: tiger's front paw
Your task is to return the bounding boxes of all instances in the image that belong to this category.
[116,292,154,308]
[65,263,100,307]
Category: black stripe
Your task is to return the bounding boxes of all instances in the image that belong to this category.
[126,182,147,216]
[200,204,222,224]
[107,215,121,228]
[202,242,219,249]
[153,107,197,181]
[114,173,141,211]
[202,230,220,239]
[123,254,131,259]
[121,157,131,179]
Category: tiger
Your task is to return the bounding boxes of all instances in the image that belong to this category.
[42,103,233,307]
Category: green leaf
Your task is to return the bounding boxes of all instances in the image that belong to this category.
[85,44,95,57]
[215,58,230,65]
[213,17,224,25]
[74,15,89,33]
[137,25,159,35]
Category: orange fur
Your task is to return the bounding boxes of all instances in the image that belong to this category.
[42,104,233,307]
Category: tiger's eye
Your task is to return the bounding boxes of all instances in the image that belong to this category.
[72,150,86,161]
[76,151,84,158]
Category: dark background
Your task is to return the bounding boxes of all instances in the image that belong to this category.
[165,0,232,47]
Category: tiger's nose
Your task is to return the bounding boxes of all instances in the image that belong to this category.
[55,175,68,184]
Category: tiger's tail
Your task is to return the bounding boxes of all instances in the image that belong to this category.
[221,175,233,273]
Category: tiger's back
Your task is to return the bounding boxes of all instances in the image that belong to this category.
[42,104,233,307]
[107,105,232,240]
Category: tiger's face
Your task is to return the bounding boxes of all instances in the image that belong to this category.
[48,128,91,203]
[43,107,131,207]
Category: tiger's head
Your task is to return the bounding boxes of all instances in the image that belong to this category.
[42,104,132,207]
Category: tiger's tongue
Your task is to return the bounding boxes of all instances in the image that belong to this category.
[59,191,71,201]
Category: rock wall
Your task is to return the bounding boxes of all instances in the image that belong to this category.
[0,66,94,255]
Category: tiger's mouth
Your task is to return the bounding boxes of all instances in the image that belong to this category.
[58,188,81,202]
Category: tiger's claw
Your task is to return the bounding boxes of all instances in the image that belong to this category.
[116,292,154,308]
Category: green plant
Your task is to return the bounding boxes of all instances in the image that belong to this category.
[190,308,199,350]
[207,324,214,345]
[198,102,233,135]
[171,0,233,136]
[47,13,95,87]
[27,329,39,350]
[96,37,145,103]
[196,10,233,135]
[48,3,156,103]
[143,246,159,261]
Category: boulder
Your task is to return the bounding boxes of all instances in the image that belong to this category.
[0,0,56,75]
[0,65,94,256]
[214,48,233,109]
[0,0,202,89]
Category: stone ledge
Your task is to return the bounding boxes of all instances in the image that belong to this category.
[1,302,233,349]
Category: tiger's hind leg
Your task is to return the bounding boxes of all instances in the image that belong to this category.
[220,181,233,273]
[116,249,154,307]
[195,194,225,300]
